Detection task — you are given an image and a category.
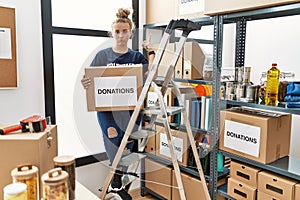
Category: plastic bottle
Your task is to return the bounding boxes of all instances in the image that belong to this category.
[265,63,280,106]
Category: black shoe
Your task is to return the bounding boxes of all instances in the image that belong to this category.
[109,170,132,200]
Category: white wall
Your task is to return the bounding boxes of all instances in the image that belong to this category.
[0,0,45,123]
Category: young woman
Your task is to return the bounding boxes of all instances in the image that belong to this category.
[81,8,154,200]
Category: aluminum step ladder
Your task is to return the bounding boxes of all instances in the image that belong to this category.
[99,19,211,200]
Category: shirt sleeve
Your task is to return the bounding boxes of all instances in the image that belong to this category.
[90,50,107,66]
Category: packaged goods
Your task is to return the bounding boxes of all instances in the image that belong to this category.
[11,164,39,200]
[265,63,280,106]
[42,168,69,200]
[3,183,27,200]
[53,155,75,200]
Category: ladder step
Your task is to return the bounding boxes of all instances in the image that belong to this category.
[130,129,155,140]
[118,153,146,167]
[143,106,185,116]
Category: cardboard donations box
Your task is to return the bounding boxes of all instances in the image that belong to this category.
[85,64,143,111]
[155,125,190,166]
[0,125,58,199]
[219,107,292,164]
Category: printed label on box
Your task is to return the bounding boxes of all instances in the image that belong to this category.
[159,132,184,162]
[224,120,261,157]
[94,76,137,107]
[178,0,205,15]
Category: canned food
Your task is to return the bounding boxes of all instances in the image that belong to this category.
[243,67,251,83]
[246,84,259,103]
[3,183,27,200]
[53,155,75,200]
[11,164,39,200]
[42,168,69,200]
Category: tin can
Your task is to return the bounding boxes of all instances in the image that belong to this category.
[243,67,251,83]
[235,67,244,83]
[246,84,259,103]
[53,155,75,200]
[236,83,246,100]
[42,168,69,200]
[3,183,27,200]
[11,164,39,200]
[225,82,235,100]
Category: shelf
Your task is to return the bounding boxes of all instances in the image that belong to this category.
[154,119,209,135]
[217,183,236,200]
[222,99,300,115]
[145,153,229,181]
[223,2,300,21]
[172,78,213,85]
[220,150,300,181]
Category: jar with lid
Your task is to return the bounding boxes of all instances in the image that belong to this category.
[3,183,27,200]
[53,155,75,200]
[42,168,69,200]
[11,164,39,200]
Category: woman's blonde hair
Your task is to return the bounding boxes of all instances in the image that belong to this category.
[112,8,135,31]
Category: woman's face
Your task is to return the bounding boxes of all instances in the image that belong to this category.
[112,22,132,46]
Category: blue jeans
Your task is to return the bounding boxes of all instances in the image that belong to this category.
[97,110,141,166]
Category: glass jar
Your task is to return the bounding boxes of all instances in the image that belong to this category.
[53,155,75,200]
[3,183,27,200]
[11,164,39,200]
[42,168,69,200]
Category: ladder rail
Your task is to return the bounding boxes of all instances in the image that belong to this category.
[171,79,211,200]
[152,82,187,200]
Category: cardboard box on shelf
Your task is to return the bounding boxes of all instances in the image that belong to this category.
[155,125,191,166]
[258,171,297,200]
[146,0,206,25]
[228,177,257,200]
[204,0,300,16]
[85,64,143,112]
[183,42,206,80]
[171,171,207,200]
[0,125,58,199]
[144,158,172,200]
[144,133,156,155]
[230,160,261,188]
[257,190,282,200]
[151,43,182,78]
[295,183,300,200]
[219,107,292,164]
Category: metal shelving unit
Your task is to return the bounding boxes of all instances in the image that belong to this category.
[141,16,225,200]
[216,2,300,199]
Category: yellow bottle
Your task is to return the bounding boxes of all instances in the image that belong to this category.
[265,63,280,106]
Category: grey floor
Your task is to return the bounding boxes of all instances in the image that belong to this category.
[76,160,141,196]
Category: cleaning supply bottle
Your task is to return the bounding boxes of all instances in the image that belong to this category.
[265,63,280,106]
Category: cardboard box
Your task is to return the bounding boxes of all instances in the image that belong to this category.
[144,133,156,154]
[219,108,292,164]
[228,177,257,200]
[0,125,58,199]
[85,64,143,111]
[144,158,172,199]
[257,190,282,200]
[155,125,191,166]
[258,171,297,200]
[205,0,300,16]
[230,160,261,188]
[183,42,206,80]
[146,0,206,24]
[171,171,207,200]
[295,183,300,200]
[151,43,182,78]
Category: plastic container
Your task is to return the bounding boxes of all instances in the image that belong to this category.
[11,164,39,200]
[53,155,75,200]
[3,183,27,200]
[42,168,69,200]
[265,63,280,106]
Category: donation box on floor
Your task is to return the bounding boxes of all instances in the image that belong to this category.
[85,64,143,112]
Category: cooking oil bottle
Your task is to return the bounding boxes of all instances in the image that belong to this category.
[265,63,280,106]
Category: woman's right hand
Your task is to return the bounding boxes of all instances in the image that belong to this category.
[81,75,91,89]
